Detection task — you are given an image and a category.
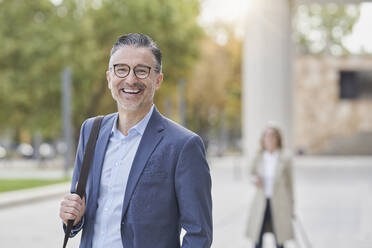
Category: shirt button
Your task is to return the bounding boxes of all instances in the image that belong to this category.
[104,208,108,211]
[101,232,104,235]
[115,162,119,166]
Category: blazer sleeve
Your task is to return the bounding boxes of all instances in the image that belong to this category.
[62,119,88,237]
[248,155,260,185]
[284,157,294,207]
[175,135,213,248]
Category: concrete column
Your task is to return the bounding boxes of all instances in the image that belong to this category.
[243,0,293,162]
[62,67,74,177]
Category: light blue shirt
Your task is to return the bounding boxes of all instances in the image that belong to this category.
[92,105,154,248]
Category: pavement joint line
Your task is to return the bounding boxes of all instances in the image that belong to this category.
[0,182,71,209]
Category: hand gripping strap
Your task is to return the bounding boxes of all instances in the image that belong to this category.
[63,116,104,248]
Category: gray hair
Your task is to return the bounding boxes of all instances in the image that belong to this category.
[110,33,162,73]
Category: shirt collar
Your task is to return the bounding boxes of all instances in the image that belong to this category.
[263,150,279,158]
[111,104,155,137]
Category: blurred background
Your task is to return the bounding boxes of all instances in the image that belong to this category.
[0,0,371,247]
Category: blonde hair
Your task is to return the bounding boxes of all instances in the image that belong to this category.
[260,125,283,152]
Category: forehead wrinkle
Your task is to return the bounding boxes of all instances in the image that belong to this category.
[109,46,156,68]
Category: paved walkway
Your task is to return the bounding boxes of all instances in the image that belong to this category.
[0,156,371,248]
[0,157,71,179]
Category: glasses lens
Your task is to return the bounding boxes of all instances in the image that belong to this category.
[115,64,130,77]
[134,66,150,79]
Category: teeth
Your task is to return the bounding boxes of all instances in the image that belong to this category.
[122,89,140,94]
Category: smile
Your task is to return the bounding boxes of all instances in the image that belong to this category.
[122,88,142,94]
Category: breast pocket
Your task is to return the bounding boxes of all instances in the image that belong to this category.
[140,170,168,183]
[130,169,170,221]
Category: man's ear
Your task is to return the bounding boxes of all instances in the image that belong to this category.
[155,73,163,90]
[106,70,111,89]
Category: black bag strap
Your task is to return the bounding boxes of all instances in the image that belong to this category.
[63,116,104,248]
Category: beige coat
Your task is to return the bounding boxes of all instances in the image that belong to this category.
[246,152,294,244]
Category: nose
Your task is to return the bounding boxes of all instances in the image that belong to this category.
[121,70,137,86]
[124,70,137,84]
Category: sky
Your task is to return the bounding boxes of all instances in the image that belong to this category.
[199,0,372,53]
[343,3,372,53]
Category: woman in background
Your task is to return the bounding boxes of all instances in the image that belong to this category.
[246,126,294,248]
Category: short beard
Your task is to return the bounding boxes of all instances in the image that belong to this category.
[112,90,155,112]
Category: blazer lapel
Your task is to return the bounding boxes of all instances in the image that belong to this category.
[273,152,285,185]
[121,107,165,219]
[91,114,116,203]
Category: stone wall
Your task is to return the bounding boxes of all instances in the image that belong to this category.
[294,55,372,153]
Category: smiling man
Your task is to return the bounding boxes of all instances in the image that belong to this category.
[59,33,213,248]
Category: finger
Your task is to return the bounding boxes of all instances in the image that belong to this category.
[60,211,77,222]
[65,198,82,207]
[63,201,83,213]
[61,199,82,210]
[62,212,78,222]
[60,206,78,219]
[61,206,81,217]
[62,194,83,204]
[65,193,82,202]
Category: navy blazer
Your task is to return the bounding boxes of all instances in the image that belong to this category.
[66,107,213,248]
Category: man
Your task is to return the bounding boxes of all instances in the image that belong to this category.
[59,33,213,248]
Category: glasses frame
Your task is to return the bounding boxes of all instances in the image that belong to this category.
[112,63,152,79]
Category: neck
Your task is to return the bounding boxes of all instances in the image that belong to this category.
[266,148,277,153]
[117,104,152,136]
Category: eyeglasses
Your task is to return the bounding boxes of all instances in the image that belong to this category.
[112,64,152,79]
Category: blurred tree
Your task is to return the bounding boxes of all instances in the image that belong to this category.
[186,23,242,152]
[295,3,360,55]
[0,0,202,142]
[0,0,63,142]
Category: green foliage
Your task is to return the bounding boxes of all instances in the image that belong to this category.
[295,3,360,55]
[0,0,63,138]
[0,0,203,140]
[0,178,70,192]
[186,24,242,146]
